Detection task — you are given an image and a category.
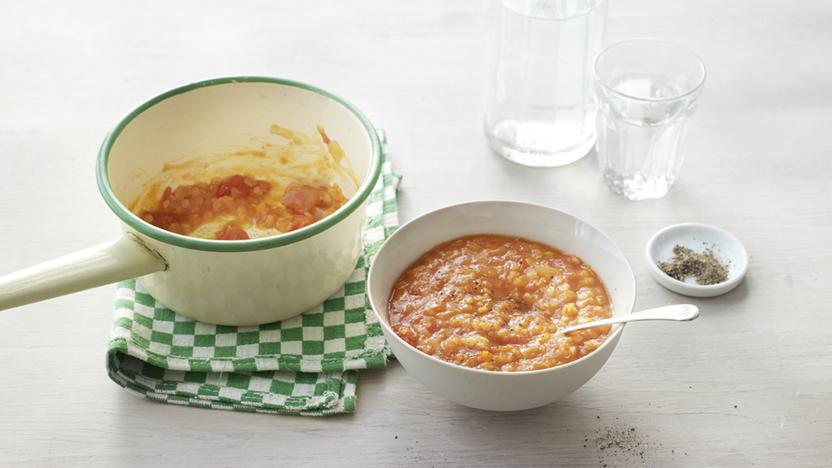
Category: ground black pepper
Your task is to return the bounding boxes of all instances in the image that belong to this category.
[591,423,653,465]
[658,245,729,285]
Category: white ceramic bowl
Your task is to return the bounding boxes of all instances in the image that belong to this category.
[645,223,748,298]
[368,201,635,411]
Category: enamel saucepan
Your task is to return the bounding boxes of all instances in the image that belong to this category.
[0,77,382,326]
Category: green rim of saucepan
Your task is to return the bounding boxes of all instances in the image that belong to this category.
[96,76,383,252]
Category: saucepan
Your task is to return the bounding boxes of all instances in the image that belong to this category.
[0,77,382,326]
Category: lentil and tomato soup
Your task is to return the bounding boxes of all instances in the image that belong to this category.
[388,234,613,372]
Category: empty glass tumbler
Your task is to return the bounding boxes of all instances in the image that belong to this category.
[484,0,607,167]
[594,39,706,200]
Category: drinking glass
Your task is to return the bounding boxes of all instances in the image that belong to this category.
[593,39,706,200]
[484,0,607,167]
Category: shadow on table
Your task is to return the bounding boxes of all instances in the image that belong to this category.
[694,275,752,315]
[424,386,620,461]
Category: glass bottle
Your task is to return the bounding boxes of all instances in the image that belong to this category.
[484,0,608,167]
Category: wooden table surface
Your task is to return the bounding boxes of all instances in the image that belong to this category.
[1,0,830,466]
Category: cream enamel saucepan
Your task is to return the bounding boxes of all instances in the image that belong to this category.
[0,77,382,326]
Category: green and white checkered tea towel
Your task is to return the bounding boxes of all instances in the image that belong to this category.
[106,143,400,416]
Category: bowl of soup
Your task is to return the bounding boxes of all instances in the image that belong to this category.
[367,201,635,411]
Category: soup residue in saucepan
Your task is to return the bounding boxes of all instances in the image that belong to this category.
[129,125,358,240]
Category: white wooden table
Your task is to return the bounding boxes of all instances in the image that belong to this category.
[1,0,830,466]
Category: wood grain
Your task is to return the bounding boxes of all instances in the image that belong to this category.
[0,0,830,466]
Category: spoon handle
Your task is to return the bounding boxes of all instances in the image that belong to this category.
[561,304,700,334]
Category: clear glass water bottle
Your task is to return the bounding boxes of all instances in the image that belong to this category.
[484,0,608,167]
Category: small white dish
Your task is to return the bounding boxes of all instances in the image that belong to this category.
[645,223,748,298]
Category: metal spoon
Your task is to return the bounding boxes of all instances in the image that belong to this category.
[560,304,700,334]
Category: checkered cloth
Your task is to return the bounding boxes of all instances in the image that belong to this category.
[106,138,399,416]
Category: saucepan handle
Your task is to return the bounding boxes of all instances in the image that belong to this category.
[0,234,167,312]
